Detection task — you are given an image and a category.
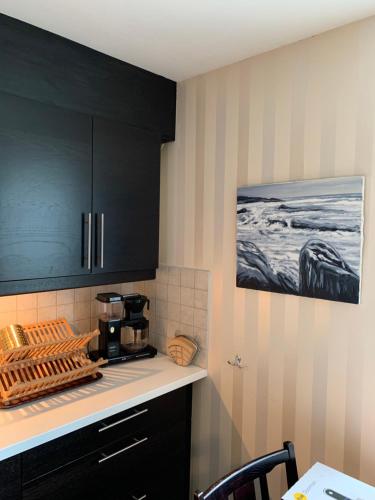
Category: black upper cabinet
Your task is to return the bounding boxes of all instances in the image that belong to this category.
[0,13,175,294]
[0,14,176,142]
[93,118,160,273]
[0,92,92,281]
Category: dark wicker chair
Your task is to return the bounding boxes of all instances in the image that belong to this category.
[194,441,298,500]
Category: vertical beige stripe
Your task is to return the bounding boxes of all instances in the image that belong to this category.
[255,292,271,455]
[237,61,251,187]
[194,76,206,267]
[248,57,264,183]
[184,80,197,266]
[174,82,186,265]
[294,300,315,473]
[202,73,218,268]
[241,291,260,462]
[310,301,330,464]
[208,69,227,481]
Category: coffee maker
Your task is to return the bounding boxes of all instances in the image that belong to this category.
[89,292,157,365]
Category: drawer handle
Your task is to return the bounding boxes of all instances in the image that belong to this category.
[132,496,147,500]
[98,408,148,433]
[98,437,148,464]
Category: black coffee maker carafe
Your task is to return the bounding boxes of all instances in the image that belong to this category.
[90,292,157,365]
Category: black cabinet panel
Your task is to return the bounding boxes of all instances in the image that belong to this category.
[0,92,92,281]
[21,386,192,500]
[0,456,21,500]
[23,421,187,500]
[93,118,160,274]
[0,14,176,142]
[23,386,189,483]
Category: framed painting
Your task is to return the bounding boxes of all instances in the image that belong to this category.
[236,176,364,304]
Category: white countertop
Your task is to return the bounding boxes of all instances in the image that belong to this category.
[0,354,207,461]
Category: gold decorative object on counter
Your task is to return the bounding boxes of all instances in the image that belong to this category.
[167,335,198,367]
[0,318,105,408]
[0,324,28,352]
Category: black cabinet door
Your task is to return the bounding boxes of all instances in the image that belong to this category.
[93,118,160,274]
[0,456,21,500]
[0,92,92,281]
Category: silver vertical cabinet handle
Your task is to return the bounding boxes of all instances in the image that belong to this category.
[100,213,104,269]
[97,437,148,464]
[87,212,92,270]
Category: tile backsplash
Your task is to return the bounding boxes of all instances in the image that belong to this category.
[151,266,209,368]
[0,266,209,368]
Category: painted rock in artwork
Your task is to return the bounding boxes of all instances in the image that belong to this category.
[299,239,359,303]
[236,240,297,294]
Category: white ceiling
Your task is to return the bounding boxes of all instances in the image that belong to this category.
[1,0,375,81]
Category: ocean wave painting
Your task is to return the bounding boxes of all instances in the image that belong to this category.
[236,176,364,304]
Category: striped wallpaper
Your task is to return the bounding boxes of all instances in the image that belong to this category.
[159,16,375,496]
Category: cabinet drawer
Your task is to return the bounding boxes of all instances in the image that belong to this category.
[126,451,189,500]
[22,385,191,483]
[22,419,188,500]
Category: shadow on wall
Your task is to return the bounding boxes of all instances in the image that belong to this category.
[190,376,289,497]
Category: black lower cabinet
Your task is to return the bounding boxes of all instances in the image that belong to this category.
[1,385,192,500]
[0,456,21,500]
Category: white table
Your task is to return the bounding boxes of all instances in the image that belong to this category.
[282,463,375,500]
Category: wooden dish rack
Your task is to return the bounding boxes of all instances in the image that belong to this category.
[0,319,106,408]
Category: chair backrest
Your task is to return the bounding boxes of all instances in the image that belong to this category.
[194,441,298,500]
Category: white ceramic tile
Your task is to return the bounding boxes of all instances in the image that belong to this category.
[155,317,167,336]
[57,303,74,323]
[167,302,180,322]
[74,287,91,303]
[74,301,91,321]
[0,296,17,313]
[168,284,180,304]
[38,306,57,322]
[91,317,99,332]
[194,270,209,291]
[180,287,194,307]
[148,298,156,315]
[194,348,208,369]
[17,309,38,325]
[179,323,194,337]
[168,267,180,286]
[121,282,134,295]
[194,308,207,330]
[180,305,194,326]
[144,280,155,298]
[37,291,57,308]
[193,326,207,349]
[56,289,74,305]
[156,300,168,319]
[166,320,180,338]
[194,289,208,310]
[156,266,169,284]
[180,268,195,288]
[73,319,90,334]
[0,311,17,328]
[16,293,37,311]
[153,333,167,354]
[156,283,168,301]
[134,281,145,294]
